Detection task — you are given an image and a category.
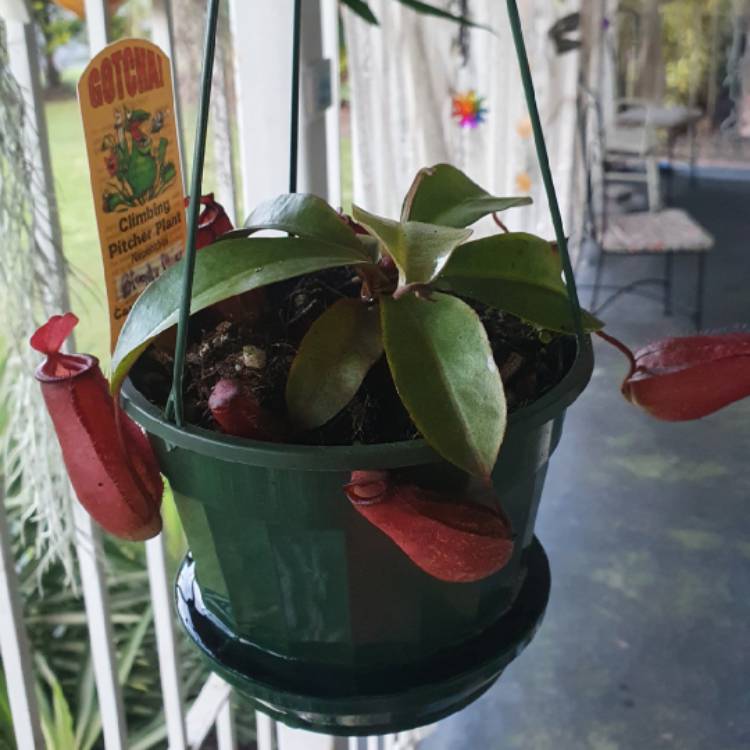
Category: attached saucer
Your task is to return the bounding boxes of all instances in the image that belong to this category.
[175,538,551,736]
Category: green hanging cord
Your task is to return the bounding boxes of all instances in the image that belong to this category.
[505,0,586,346]
[166,0,222,426]
[289,0,302,193]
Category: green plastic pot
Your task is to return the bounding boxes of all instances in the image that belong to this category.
[122,335,593,735]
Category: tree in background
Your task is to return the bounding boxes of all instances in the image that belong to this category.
[661,0,732,110]
[617,0,736,127]
[31,0,82,89]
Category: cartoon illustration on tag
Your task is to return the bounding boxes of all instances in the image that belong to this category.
[101,106,177,212]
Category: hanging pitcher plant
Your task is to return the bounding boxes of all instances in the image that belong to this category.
[20,0,750,730]
[23,0,750,601]
[31,165,750,580]
[20,0,750,733]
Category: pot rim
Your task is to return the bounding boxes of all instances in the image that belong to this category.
[121,335,593,471]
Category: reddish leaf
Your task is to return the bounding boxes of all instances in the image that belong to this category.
[208,378,286,442]
[339,211,371,236]
[187,193,235,248]
[31,314,163,541]
[191,194,266,324]
[599,330,750,421]
[345,470,514,583]
[30,313,78,357]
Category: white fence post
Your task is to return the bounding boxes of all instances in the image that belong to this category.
[77,4,132,748]
[228,0,293,211]
[146,535,187,749]
[277,724,336,749]
[215,698,238,750]
[83,0,109,54]
[0,491,45,749]
[82,2,131,746]
[184,673,233,748]
[256,711,277,750]
[321,0,342,208]
[211,39,239,222]
[73,507,129,750]
[151,0,187,183]
[228,0,335,212]
[71,507,127,750]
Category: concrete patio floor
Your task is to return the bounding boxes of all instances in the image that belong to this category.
[421,173,750,750]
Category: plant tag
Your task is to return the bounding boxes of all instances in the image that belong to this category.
[78,39,186,352]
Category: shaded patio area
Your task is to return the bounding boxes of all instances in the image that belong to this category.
[422,173,750,750]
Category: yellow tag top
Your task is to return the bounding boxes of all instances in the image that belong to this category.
[78,38,186,352]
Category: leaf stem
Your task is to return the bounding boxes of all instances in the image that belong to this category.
[492,212,510,233]
[595,330,636,378]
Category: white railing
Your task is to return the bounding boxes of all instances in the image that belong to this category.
[0,0,426,748]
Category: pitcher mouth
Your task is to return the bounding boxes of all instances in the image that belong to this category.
[120,335,593,471]
[35,353,99,382]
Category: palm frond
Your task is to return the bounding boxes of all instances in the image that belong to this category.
[340,0,379,24]
[0,33,78,588]
[339,0,492,31]
[395,0,492,30]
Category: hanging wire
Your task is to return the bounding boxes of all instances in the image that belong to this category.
[166,0,222,426]
[505,0,586,346]
[289,0,303,193]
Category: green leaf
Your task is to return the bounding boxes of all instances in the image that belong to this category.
[395,0,492,31]
[74,658,96,750]
[242,194,365,252]
[352,205,472,288]
[35,654,76,750]
[111,237,372,390]
[0,671,13,750]
[402,163,532,228]
[381,293,505,477]
[340,0,379,24]
[286,299,383,430]
[435,233,604,333]
[117,607,153,683]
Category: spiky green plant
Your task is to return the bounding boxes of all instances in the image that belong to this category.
[0,28,79,585]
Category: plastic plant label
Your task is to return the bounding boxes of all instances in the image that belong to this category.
[78,39,186,351]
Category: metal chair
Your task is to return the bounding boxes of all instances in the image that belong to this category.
[578,84,713,330]
[606,97,662,211]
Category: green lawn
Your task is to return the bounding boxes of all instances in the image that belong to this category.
[45,96,110,363]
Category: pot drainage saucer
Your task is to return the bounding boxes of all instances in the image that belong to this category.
[175,537,550,736]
